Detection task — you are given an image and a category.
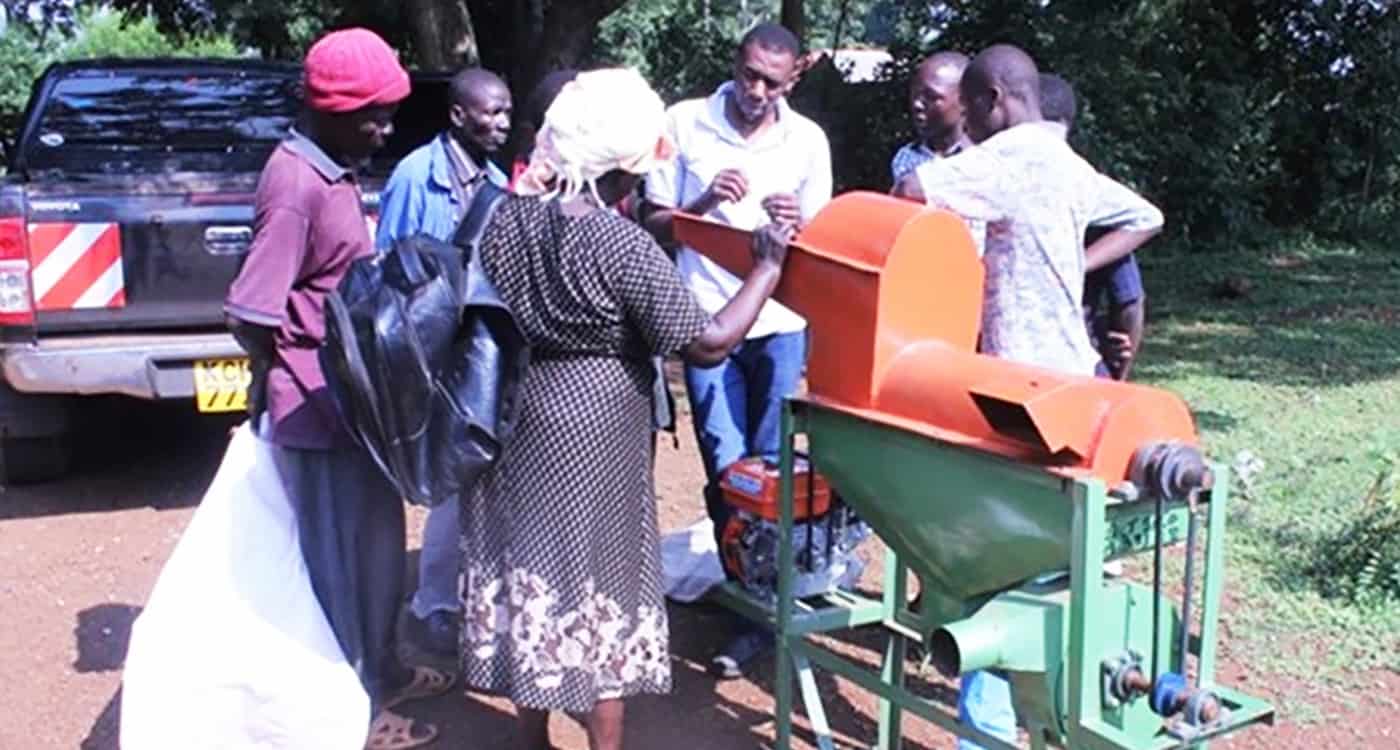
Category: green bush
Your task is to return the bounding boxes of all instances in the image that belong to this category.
[745,0,1398,248]
[58,9,240,60]
[593,0,760,104]
[1310,454,1400,606]
[0,24,52,158]
[592,0,920,193]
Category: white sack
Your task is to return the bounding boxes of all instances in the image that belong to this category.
[120,424,369,750]
[660,518,726,603]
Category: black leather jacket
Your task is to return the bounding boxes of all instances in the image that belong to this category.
[319,184,528,506]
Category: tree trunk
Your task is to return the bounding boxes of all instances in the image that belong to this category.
[524,0,626,92]
[465,0,515,78]
[405,0,479,70]
[466,0,626,92]
[464,0,629,161]
[781,0,804,44]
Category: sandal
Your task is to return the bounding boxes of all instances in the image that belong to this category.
[383,665,456,709]
[366,710,437,750]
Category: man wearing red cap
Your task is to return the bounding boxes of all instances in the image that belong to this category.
[224,28,448,749]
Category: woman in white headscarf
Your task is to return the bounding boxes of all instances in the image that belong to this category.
[459,68,791,749]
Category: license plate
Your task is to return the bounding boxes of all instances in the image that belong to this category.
[193,358,251,413]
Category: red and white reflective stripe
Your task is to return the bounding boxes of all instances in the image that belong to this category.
[26,222,126,311]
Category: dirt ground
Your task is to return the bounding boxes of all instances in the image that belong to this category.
[1,395,1396,749]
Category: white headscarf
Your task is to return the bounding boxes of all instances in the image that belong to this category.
[516,68,675,203]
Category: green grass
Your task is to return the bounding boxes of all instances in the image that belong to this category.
[1132,237,1400,696]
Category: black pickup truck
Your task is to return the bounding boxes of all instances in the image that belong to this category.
[0,58,451,483]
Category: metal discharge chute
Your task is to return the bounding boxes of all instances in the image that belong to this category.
[676,192,1274,750]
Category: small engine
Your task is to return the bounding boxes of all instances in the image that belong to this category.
[718,456,870,601]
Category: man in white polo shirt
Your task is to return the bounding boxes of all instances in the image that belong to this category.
[643,21,832,678]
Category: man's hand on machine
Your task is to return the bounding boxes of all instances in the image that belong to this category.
[751,222,794,272]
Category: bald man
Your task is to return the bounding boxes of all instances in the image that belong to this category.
[894,44,1161,373]
[890,51,969,185]
[376,66,512,656]
[895,45,1163,749]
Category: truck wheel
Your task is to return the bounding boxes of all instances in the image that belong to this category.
[0,382,75,485]
[0,434,72,484]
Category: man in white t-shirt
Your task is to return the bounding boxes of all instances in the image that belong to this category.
[642,21,832,679]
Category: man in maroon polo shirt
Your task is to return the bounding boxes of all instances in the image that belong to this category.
[224,28,446,749]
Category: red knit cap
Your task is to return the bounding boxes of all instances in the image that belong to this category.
[303,28,410,113]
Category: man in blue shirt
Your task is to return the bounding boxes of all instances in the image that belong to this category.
[376,66,511,655]
[890,51,970,186]
[1040,73,1147,380]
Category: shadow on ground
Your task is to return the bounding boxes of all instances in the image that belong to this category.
[398,596,942,749]
[81,687,122,750]
[75,603,143,750]
[0,397,237,521]
[1136,246,1400,388]
[75,603,142,674]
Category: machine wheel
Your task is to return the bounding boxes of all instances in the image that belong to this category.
[0,434,72,484]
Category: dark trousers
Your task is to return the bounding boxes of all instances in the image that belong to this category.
[270,440,408,708]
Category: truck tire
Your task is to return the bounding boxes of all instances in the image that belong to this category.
[0,434,72,484]
[0,381,74,485]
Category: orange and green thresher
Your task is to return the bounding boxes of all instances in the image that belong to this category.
[675,193,1276,750]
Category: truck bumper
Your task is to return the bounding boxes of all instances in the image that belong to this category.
[1,332,246,400]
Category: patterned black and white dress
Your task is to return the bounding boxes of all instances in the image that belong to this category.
[459,196,709,713]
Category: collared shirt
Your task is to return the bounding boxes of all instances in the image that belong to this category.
[915,122,1164,376]
[375,133,509,248]
[225,129,371,449]
[889,137,966,184]
[647,82,833,339]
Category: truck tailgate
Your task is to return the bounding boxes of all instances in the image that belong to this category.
[26,185,256,334]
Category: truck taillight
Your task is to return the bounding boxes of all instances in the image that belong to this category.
[0,216,35,326]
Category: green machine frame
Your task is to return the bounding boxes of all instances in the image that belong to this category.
[711,398,1274,750]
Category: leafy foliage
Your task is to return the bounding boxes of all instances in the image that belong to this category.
[805,0,1400,247]
[110,0,400,60]
[0,26,48,144]
[4,0,1400,246]
[1,0,80,39]
[593,0,766,104]
[1310,451,1400,605]
[592,0,913,193]
[57,8,238,58]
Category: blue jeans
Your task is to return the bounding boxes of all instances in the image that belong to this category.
[958,671,1018,749]
[684,330,806,543]
[411,497,460,619]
